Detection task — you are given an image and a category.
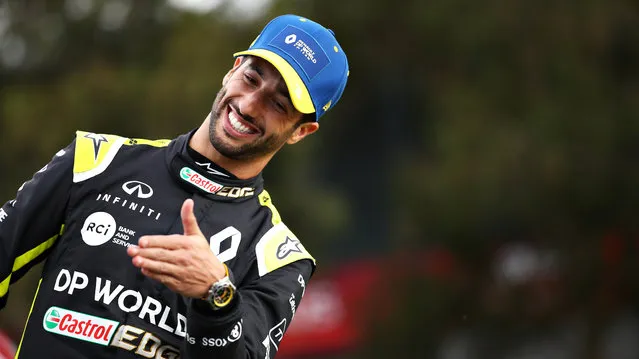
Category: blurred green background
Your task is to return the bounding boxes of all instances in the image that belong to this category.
[1,0,638,358]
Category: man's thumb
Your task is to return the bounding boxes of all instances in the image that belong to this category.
[181,199,203,236]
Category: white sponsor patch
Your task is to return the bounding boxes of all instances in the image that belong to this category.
[179,167,223,193]
[81,212,117,246]
[43,306,119,346]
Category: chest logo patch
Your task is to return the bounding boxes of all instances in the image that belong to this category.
[122,181,154,199]
[81,212,117,246]
[43,306,119,346]
[180,167,223,194]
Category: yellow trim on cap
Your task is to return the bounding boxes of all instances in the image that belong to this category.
[234,49,315,114]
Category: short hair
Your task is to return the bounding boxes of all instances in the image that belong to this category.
[296,113,316,128]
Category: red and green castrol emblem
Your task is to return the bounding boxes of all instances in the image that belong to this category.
[42,306,119,346]
[44,309,61,330]
[180,167,223,193]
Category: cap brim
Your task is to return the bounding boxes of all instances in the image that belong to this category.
[233,49,315,114]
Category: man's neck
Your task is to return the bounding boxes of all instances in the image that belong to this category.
[189,116,271,180]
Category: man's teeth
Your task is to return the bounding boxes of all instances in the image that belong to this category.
[229,112,253,134]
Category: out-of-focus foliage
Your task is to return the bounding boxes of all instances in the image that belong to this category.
[1,0,638,357]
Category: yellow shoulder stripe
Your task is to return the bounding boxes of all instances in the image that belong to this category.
[0,225,64,299]
[258,190,281,225]
[255,222,315,277]
[73,131,126,183]
[73,131,171,182]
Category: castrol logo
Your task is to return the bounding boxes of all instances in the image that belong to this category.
[43,306,119,346]
[180,167,223,193]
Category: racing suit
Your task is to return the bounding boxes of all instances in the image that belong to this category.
[0,130,315,358]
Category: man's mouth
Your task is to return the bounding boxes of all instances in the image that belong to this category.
[224,104,261,137]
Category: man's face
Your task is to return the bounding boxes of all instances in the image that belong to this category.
[208,56,309,161]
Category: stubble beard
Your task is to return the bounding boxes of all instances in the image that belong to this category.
[208,88,295,161]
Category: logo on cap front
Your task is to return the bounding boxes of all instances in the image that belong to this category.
[285,34,297,44]
[270,25,330,80]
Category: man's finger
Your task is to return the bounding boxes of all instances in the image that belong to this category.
[181,199,203,237]
[133,247,175,262]
[138,234,186,249]
[140,268,177,288]
[134,256,181,276]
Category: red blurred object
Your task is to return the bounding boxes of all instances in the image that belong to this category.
[277,260,379,357]
[0,330,16,359]
[278,249,458,357]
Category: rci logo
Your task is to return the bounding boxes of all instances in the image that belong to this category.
[42,306,119,346]
[81,212,116,246]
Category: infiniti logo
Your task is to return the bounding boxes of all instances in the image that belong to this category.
[122,181,153,199]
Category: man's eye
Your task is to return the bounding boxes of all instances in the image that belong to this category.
[244,74,257,85]
[273,100,286,112]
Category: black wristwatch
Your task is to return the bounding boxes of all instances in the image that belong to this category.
[202,265,236,310]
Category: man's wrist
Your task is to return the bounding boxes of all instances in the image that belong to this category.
[201,264,237,311]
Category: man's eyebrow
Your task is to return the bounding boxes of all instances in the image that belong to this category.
[277,82,292,105]
[248,62,264,77]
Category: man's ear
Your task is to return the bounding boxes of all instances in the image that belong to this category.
[223,57,243,85]
[287,122,320,145]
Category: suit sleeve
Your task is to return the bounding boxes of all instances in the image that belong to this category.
[0,140,75,309]
[184,259,314,359]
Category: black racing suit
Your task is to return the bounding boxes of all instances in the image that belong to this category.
[0,130,315,358]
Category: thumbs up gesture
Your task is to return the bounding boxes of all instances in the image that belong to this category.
[127,199,226,298]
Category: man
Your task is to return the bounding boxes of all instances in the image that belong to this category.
[0,14,348,358]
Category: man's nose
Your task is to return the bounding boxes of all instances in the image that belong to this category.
[238,90,265,118]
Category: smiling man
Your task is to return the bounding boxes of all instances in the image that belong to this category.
[0,14,348,358]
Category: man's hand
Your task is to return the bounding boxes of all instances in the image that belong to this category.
[126,198,226,298]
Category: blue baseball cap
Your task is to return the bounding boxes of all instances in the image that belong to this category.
[234,14,349,121]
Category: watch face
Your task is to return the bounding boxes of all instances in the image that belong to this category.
[214,287,233,306]
[211,277,235,308]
